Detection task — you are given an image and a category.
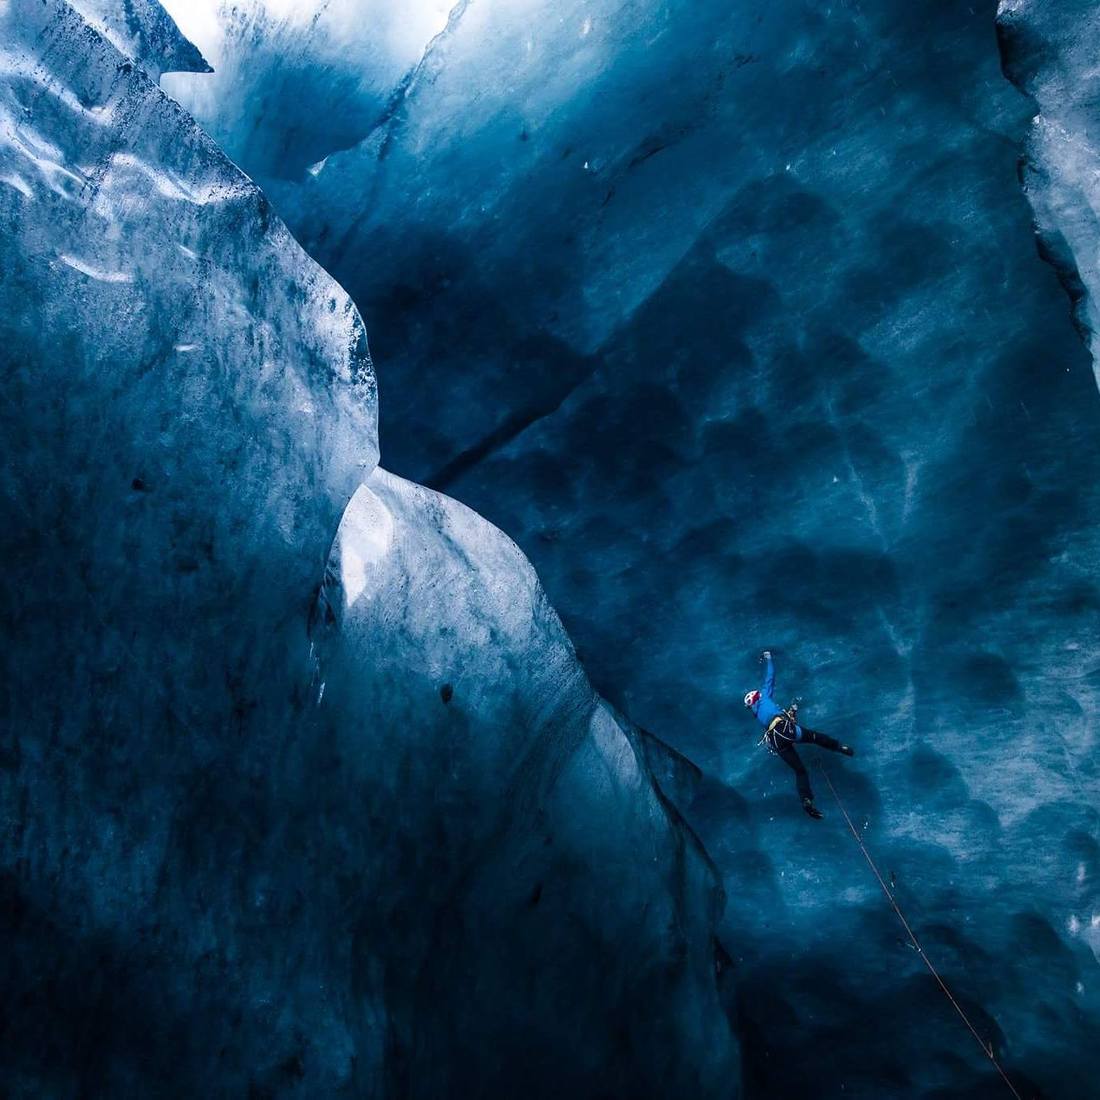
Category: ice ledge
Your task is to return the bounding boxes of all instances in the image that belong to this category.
[67,0,212,80]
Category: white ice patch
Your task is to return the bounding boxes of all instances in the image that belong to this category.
[0,47,113,128]
[0,172,32,197]
[58,253,132,283]
[98,152,244,206]
[0,105,86,196]
[336,485,396,608]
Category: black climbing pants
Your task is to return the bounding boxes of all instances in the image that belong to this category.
[774,727,844,803]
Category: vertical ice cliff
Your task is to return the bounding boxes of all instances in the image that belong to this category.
[315,470,735,1098]
[997,0,1100,375]
[158,3,1100,1097]
[0,1,737,1095]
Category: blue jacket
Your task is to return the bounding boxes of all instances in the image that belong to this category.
[750,654,807,741]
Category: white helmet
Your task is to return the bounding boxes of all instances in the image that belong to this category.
[743,689,761,708]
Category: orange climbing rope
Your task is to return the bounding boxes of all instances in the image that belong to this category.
[815,762,1025,1100]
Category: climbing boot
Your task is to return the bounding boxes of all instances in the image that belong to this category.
[802,798,824,820]
[839,744,855,757]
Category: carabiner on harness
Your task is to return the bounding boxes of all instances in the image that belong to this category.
[759,709,799,755]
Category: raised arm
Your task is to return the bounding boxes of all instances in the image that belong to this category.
[760,650,775,698]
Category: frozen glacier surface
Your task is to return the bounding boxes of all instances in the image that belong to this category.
[162,1,1100,1096]
[0,1,737,1096]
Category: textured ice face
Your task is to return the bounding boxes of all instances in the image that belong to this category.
[1,0,370,1085]
[0,0,378,716]
[162,0,457,180]
[162,1,1100,1096]
[997,0,1100,376]
[0,2,737,1094]
[313,468,737,1097]
[68,0,212,78]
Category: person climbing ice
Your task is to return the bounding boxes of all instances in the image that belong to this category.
[744,650,854,819]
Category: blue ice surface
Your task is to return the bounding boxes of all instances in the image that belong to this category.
[0,2,740,1097]
[162,0,1100,1095]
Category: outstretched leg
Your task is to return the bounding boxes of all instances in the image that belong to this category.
[775,743,823,818]
[800,727,854,756]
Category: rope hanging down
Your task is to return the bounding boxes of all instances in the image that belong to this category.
[815,762,1025,1100]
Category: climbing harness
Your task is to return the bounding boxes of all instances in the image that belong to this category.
[815,761,1026,1100]
[759,703,800,755]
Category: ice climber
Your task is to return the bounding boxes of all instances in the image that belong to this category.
[744,651,854,820]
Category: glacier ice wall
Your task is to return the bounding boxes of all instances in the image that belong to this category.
[68,0,212,78]
[0,1,737,1095]
[314,468,735,1098]
[162,0,456,182]
[162,2,1100,1096]
[997,1,1100,377]
[1,0,378,781]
